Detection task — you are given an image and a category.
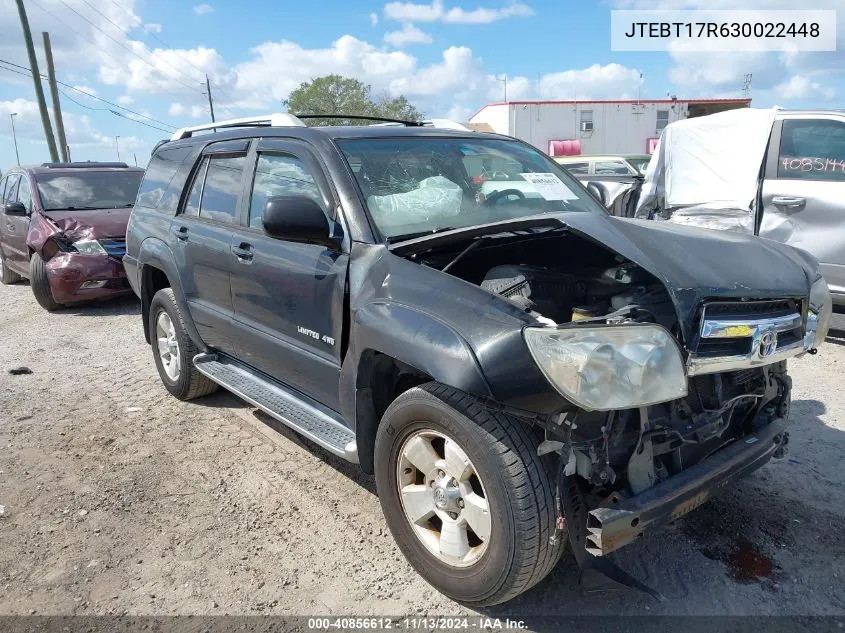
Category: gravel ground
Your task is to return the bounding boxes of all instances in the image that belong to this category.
[0,280,844,621]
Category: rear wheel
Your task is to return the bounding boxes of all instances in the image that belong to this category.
[374,383,564,606]
[0,248,22,285]
[29,253,61,311]
[149,287,218,400]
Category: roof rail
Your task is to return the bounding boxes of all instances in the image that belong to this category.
[423,119,471,131]
[41,161,130,168]
[169,113,305,141]
[296,114,471,130]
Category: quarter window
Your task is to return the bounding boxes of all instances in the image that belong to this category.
[248,153,322,229]
[777,119,845,181]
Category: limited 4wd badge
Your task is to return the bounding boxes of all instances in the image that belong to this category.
[297,325,335,346]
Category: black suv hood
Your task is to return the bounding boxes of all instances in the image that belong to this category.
[393,212,818,343]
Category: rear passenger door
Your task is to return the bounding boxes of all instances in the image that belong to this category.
[760,116,845,297]
[229,138,348,412]
[170,140,249,356]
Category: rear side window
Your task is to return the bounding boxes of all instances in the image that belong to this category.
[562,162,589,175]
[777,119,845,181]
[197,155,245,224]
[136,146,195,212]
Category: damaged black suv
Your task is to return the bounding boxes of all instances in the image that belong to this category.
[125,114,832,606]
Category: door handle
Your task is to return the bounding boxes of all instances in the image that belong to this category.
[232,242,254,262]
[771,196,806,210]
[172,225,189,241]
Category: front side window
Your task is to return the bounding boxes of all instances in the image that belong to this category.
[16,175,32,211]
[594,161,631,175]
[248,153,322,229]
[4,175,20,204]
[777,119,845,181]
[36,171,144,211]
[338,137,603,241]
[196,155,245,224]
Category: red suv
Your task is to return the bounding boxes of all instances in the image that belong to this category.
[0,162,144,310]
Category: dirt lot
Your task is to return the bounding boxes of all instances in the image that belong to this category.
[1,280,844,621]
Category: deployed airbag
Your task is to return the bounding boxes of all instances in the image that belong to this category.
[367,176,462,230]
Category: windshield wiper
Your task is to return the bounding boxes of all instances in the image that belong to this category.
[386,227,457,243]
[44,206,101,211]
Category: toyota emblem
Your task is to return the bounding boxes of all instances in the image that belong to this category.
[759,330,778,358]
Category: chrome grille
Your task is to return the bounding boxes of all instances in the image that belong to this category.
[687,299,808,376]
[99,238,126,259]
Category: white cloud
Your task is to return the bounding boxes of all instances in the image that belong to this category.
[143,23,163,33]
[775,75,835,101]
[536,63,643,100]
[384,23,433,47]
[370,12,379,25]
[190,105,207,119]
[383,0,533,24]
[70,85,98,97]
[193,4,214,15]
[118,95,134,105]
[169,102,186,116]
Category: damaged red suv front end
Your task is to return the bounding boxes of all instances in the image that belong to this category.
[0,163,144,309]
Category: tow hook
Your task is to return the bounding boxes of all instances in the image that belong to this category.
[555,465,664,601]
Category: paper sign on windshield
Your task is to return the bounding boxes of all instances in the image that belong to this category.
[519,173,578,200]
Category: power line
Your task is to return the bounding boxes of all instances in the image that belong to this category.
[29,0,204,100]
[105,0,241,113]
[0,58,175,131]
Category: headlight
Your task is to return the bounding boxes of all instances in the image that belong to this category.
[808,276,833,347]
[73,239,107,255]
[524,324,688,411]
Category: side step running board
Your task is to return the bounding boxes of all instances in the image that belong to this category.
[193,353,358,463]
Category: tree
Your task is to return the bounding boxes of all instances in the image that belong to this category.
[283,75,422,126]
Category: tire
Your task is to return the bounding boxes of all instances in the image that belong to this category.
[149,287,218,401]
[374,382,564,606]
[0,248,22,285]
[29,252,62,311]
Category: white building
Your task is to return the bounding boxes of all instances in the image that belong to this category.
[468,98,751,157]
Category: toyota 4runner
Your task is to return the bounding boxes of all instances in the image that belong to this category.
[124,113,832,606]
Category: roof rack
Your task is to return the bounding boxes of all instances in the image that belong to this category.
[41,161,130,168]
[298,114,471,131]
[169,113,305,141]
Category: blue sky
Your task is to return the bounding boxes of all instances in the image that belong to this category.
[0,0,842,169]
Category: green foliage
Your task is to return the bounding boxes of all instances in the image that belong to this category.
[283,75,423,126]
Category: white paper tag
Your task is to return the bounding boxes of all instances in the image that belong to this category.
[519,172,578,200]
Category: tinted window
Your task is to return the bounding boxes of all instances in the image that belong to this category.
[0,176,8,203]
[248,154,322,229]
[562,162,589,175]
[594,161,631,175]
[136,146,194,211]
[777,119,845,181]
[16,175,32,211]
[198,155,244,224]
[182,158,208,218]
[36,171,144,210]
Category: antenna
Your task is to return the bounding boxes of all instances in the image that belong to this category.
[742,73,752,99]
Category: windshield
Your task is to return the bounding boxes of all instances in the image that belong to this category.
[36,171,144,211]
[337,137,604,241]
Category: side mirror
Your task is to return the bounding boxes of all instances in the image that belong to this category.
[262,196,336,248]
[3,202,27,216]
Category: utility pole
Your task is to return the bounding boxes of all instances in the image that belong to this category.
[42,32,68,162]
[205,74,216,122]
[10,113,20,166]
[497,75,508,102]
[133,152,137,166]
[115,135,121,161]
[14,0,58,162]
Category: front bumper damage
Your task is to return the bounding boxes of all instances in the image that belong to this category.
[584,415,789,557]
[45,252,131,304]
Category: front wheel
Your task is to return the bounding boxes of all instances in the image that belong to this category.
[29,253,61,311]
[374,383,564,606]
[149,288,218,401]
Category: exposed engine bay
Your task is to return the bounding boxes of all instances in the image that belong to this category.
[407,228,793,501]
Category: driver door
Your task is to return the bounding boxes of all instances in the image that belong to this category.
[1,174,29,275]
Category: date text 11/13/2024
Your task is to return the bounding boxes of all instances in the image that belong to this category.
[307,617,528,630]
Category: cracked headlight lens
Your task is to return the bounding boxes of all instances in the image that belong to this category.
[73,239,107,255]
[809,276,833,347]
[524,324,688,411]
